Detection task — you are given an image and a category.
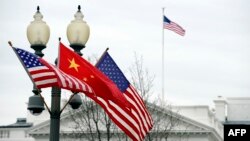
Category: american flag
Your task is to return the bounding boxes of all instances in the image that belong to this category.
[96,52,153,141]
[163,15,185,36]
[12,47,93,94]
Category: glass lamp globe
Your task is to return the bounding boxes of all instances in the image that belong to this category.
[27,6,50,57]
[67,5,90,56]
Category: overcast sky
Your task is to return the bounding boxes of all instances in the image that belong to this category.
[0,0,249,125]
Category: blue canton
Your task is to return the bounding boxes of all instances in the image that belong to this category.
[15,48,42,69]
[164,16,171,23]
[97,52,129,92]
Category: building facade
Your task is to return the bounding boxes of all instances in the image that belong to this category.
[0,118,34,141]
[214,96,250,126]
[26,102,223,141]
[3,96,249,141]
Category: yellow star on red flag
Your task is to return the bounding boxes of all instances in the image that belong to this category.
[68,58,80,72]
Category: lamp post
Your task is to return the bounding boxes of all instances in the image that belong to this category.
[26,6,90,141]
[67,5,90,56]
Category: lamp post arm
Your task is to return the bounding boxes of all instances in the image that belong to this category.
[59,92,76,114]
[38,92,51,114]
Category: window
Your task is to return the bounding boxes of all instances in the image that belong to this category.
[0,130,10,138]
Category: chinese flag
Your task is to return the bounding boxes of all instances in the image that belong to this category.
[58,43,130,107]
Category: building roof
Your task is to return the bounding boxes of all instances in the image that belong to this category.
[0,118,33,128]
[224,121,250,125]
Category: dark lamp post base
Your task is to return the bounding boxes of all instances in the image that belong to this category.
[31,44,46,57]
[70,44,85,56]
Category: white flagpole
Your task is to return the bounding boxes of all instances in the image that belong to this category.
[162,7,165,103]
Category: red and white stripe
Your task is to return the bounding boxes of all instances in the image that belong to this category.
[35,59,93,94]
[29,66,58,88]
[124,86,153,138]
[164,21,185,36]
[88,85,153,141]
[92,96,142,141]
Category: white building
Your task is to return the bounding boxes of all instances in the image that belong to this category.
[0,118,34,141]
[1,96,249,141]
[24,103,223,141]
[214,96,250,125]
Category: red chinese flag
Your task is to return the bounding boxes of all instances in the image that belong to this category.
[58,43,130,107]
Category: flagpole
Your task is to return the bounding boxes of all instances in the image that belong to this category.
[57,37,61,67]
[95,47,109,67]
[161,8,165,104]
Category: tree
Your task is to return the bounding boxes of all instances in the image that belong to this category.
[128,54,183,141]
[128,53,154,101]
[66,95,119,141]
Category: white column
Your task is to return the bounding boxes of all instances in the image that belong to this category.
[213,96,227,122]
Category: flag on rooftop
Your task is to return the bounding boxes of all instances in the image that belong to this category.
[163,15,185,36]
[96,51,153,141]
[12,47,93,94]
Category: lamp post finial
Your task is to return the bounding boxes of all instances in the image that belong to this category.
[37,6,40,12]
[78,5,81,11]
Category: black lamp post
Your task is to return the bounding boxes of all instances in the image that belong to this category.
[26,6,90,141]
